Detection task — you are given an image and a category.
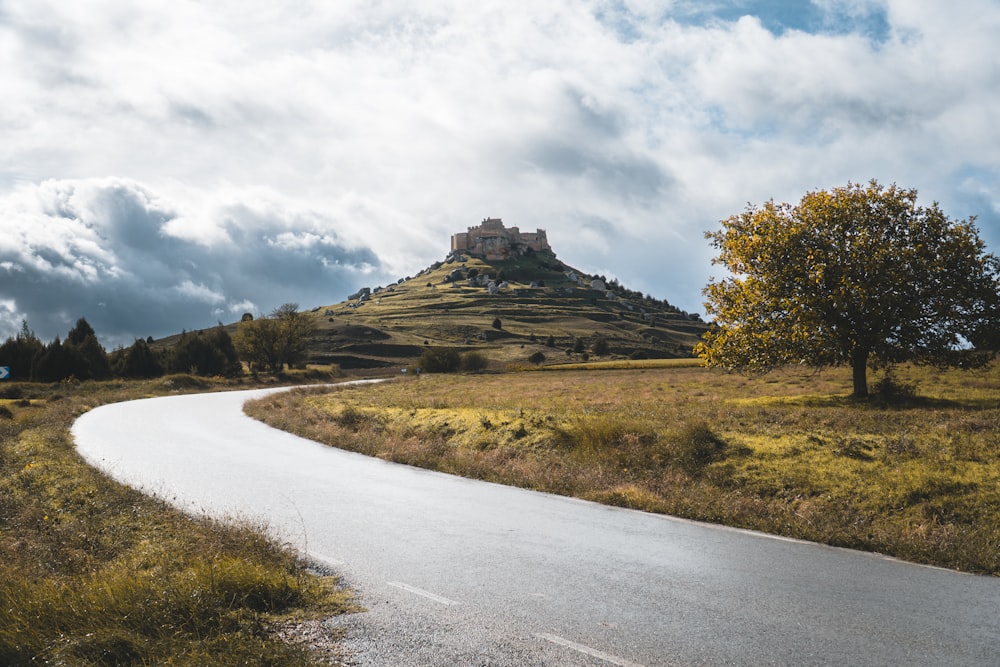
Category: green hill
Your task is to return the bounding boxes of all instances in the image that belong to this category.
[297,251,707,370]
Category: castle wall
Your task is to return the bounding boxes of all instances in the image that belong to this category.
[450,218,552,260]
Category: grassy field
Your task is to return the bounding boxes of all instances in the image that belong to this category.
[247,363,1000,575]
[0,375,354,666]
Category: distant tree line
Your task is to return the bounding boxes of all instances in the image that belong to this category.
[0,303,315,382]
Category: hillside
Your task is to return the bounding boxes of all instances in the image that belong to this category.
[297,251,708,370]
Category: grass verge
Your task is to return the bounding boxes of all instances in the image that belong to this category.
[0,377,354,666]
[246,363,1000,575]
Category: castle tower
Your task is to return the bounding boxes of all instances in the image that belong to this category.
[450,217,553,259]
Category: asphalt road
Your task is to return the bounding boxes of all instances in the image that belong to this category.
[72,385,1000,666]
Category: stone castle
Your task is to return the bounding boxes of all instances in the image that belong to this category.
[450,218,552,260]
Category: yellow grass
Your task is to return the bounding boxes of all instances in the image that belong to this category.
[1,378,355,666]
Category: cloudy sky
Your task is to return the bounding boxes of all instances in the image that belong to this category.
[2,0,999,347]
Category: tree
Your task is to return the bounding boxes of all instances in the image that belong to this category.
[58,318,111,380]
[270,303,315,369]
[592,336,610,356]
[234,303,315,372]
[32,337,86,382]
[66,317,97,346]
[697,180,1000,398]
[112,338,164,378]
[68,332,112,380]
[167,327,240,376]
[0,321,43,380]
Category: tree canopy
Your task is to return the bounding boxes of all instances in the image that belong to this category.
[234,303,316,372]
[697,180,1000,397]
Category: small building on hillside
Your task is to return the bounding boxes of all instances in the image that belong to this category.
[451,217,553,260]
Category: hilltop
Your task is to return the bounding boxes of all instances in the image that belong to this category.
[154,219,708,371]
[299,248,707,370]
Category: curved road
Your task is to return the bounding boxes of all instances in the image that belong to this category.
[72,386,1000,666]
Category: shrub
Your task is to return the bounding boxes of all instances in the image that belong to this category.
[0,386,23,400]
[161,374,212,390]
[460,351,488,372]
[301,365,342,380]
[418,347,462,373]
[492,317,502,330]
[0,406,12,420]
[528,351,546,365]
[592,336,610,356]
[670,422,727,474]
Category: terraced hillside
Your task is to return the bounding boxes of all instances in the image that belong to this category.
[301,252,708,370]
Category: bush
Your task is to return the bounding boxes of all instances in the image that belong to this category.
[301,365,342,380]
[528,351,546,365]
[460,351,488,373]
[671,422,727,474]
[418,347,462,373]
[0,406,12,420]
[592,337,609,356]
[161,374,212,390]
[0,386,23,400]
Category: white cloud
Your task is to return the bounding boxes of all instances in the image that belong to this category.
[1,0,998,344]
[173,280,225,304]
[0,177,381,346]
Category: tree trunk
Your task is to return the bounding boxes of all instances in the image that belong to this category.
[851,348,869,398]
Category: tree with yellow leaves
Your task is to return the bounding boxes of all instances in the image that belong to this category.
[697,180,1000,398]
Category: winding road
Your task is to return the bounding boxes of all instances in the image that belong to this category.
[72,385,1000,666]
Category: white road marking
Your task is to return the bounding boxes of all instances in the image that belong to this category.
[535,633,646,667]
[387,581,460,606]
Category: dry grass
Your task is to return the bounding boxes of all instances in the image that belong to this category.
[0,377,355,666]
[247,363,1000,574]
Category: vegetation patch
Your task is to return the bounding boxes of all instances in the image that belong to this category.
[247,363,1000,574]
[0,379,355,666]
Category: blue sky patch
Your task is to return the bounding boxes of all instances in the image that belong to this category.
[674,0,890,42]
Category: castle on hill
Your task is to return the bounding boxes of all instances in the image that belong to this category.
[450,218,552,260]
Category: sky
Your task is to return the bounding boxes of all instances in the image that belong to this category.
[2,0,999,347]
